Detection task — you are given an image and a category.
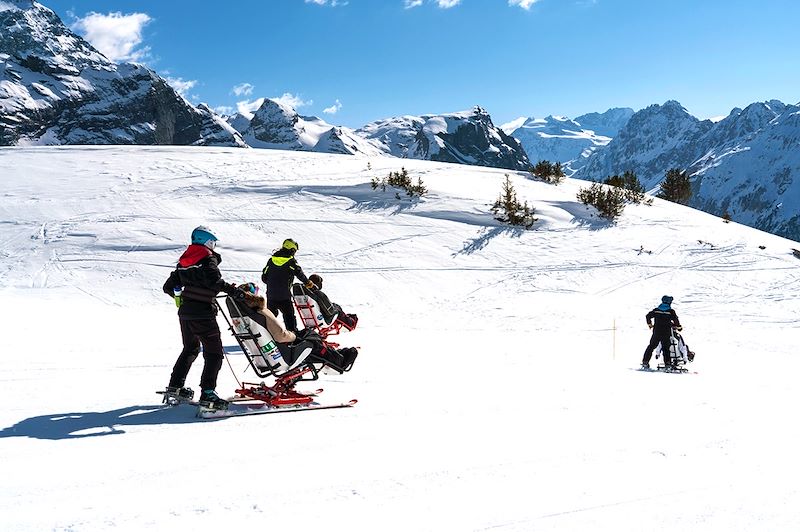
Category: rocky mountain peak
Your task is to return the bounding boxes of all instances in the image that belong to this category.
[0,0,36,11]
[251,98,299,127]
[0,0,242,147]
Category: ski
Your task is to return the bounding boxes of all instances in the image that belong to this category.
[156,390,254,407]
[156,390,196,406]
[635,367,697,374]
[196,399,358,419]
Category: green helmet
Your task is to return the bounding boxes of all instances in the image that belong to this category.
[282,238,299,251]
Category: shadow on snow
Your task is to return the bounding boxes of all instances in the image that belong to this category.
[0,404,219,440]
[456,226,525,255]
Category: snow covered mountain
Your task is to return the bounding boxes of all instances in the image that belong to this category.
[239,98,384,156]
[575,101,711,187]
[689,101,800,239]
[0,0,244,146]
[313,125,386,156]
[504,108,633,174]
[228,103,528,169]
[356,106,530,171]
[574,99,800,240]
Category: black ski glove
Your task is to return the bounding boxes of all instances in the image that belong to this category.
[229,285,246,302]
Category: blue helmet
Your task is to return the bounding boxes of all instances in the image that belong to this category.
[661,295,673,305]
[191,225,218,249]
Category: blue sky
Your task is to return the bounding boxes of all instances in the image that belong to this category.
[44,0,800,128]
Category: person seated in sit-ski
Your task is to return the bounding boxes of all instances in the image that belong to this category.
[238,283,358,369]
[305,274,358,330]
[237,283,296,343]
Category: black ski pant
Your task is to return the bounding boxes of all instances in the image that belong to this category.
[268,298,297,332]
[169,318,224,391]
[643,333,672,366]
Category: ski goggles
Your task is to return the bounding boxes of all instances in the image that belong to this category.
[242,282,259,295]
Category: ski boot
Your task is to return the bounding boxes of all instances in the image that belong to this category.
[162,386,194,405]
[199,389,229,410]
[640,362,651,371]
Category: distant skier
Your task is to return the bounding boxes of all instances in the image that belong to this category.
[642,295,682,370]
[161,226,246,409]
[261,238,312,332]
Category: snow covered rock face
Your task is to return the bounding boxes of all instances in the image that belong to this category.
[507,108,633,175]
[0,1,244,147]
[242,98,384,155]
[575,100,800,240]
[689,101,800,240]
[575,101,712,189]
[245,98,307,149]
[358,106,530,171]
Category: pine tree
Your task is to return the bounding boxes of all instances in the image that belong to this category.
[604,170,646,203]
[492,174,537,229]
[657,168,692,204]
[577,183,626,219]
[530,160,564,185]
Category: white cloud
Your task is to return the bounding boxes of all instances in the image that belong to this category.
[404,0,459,8]
[70,11,152,62]
[273,92,313,109]
[166,77,197,97]
[323,99,343,115]
[508,0,541,9]
[305,0,349,6]
[236,98,266,119]
[214,105,235,116]
[232,83,254,97]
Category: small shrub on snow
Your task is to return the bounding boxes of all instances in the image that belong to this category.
[603,170,650,204]
[530,160,565,185]
[371,167,427,198]
[577,182,626,220]
[491,174,537,229]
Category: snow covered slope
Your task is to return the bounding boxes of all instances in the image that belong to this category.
[0,0,244,146]
[1,146,799,531]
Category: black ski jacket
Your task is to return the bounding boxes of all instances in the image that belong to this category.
[163,244,236,319]
[646,307,681,337]
[261,249,309,301]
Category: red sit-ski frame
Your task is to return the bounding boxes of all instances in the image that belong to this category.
[293,298,346,344]
[234,366,317,406]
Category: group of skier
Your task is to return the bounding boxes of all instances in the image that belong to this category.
[161,226,357,409]
[160,225,692,409]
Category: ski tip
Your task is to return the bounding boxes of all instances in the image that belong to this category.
[347,399,358,406]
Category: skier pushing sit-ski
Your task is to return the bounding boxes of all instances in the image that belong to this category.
[641,295,695,373]
[159,228,360,416]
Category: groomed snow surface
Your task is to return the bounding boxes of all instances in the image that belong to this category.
[1,146,799,531]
